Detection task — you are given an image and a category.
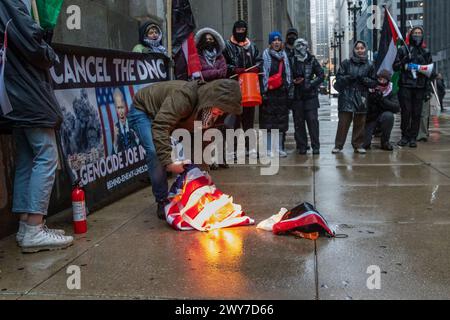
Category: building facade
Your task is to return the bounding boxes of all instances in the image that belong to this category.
[311,0,335,63]
[424,0,450,82]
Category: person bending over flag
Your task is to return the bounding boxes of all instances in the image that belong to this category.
[127,79,242,220]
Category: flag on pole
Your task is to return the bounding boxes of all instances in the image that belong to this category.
[33,0,64,30]
[0,19,13,117]
[375,7,404,93]
[171,0,202,80]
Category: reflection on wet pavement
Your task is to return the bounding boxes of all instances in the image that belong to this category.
[1,96,450,300]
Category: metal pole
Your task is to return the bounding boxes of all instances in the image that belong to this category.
[400,0,407,38]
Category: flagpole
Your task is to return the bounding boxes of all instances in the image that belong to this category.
[167,0,174,80]
[31,0,41,26]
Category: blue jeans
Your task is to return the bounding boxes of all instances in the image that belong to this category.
[12,128,58,216]
[127,106,168,203]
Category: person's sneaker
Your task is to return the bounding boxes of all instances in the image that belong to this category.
[417,137,428,143]
[409,140,418,148]
[16,221,65,247]
[279,150,288,158]
[298,149,307,155]
[381,143,394,151]
[332,148,342,154]
[21,224,73,254]
[219,164,230,169]
[354,148,367,154]
[398,137,409,147]
[157,200,169,220]
[312,149,320,155]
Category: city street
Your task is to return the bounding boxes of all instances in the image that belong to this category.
[1,95,450,300]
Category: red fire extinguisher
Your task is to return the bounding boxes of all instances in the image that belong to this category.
[72,181,88,234]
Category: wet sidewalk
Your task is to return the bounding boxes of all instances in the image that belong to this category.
[1,96,450,300]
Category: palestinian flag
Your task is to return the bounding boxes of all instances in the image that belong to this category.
[375,7,404,93]
[172,0,202,80]
[33,0,64,30]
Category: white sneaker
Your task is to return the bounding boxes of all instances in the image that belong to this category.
[278,150,288,158]
[21,224,73,254]
[16,221,66,247]
[355,148,367,154]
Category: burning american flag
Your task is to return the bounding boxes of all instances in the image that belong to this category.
[165,165,254,231]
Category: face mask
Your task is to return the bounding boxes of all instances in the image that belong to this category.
[235,32,246,43]
[411,35,423,47]
[205,42,215,51]
[287,37,297,46]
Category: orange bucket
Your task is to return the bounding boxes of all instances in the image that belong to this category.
[239,73,262,107]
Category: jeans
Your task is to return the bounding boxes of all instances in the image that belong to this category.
[127,106,168,203]
[364,112,395,148]
[12,128,58,216]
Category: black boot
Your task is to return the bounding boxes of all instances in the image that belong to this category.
[409,139,417,148]
[157,200,169,220]
[398,137,409,147]
[381,142,394,151]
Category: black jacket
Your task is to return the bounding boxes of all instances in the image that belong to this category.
[393,45,433,89]
[437,78,446,98]
[223,40,262,76]
[292,54,324,101]
[335,57,377,114]
[366,89,400,123]
[0,0,62,132]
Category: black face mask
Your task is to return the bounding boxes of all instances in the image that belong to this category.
[411,35,423,47]
[234,32,247,43]
[205,42,216,51]
[287,36,297,46]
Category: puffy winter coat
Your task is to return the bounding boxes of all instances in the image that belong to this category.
[133,80,242,167]
[260,54,290,132]
[292,54,324,102]
[195,28,227,82]
[334,57,377,114]
[223,39,262,76]
[0,0,62,132]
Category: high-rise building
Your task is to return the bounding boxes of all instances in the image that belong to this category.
[424,0,450,82]
[311,0,335,63]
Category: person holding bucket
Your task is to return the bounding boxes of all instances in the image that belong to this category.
[224,20,262,158]
[260,32,292,158]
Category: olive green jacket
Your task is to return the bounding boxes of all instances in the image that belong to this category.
[133,80,242,167]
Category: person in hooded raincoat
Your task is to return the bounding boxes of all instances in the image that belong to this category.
[133,21,168,56]
[128,79,242,220]
[0,0,73,253]
[333,41,377,154]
